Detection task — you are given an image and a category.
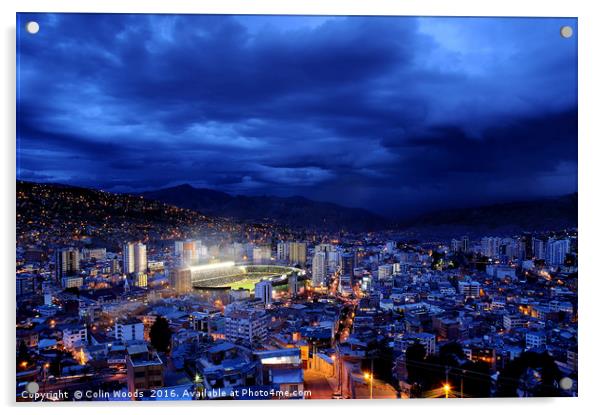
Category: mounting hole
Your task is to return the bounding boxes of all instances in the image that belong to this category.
[26,381,40,394]
[26,21,40,35]
[559,377,573,390]
[560,25,573,39]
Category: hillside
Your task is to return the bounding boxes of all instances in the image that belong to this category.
[142,184,390,232]
[399,193,578,238]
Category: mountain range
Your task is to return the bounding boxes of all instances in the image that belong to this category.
[16,180,578,237]
[141,184,390,232]
[142,184,577,236]
[400,193,578,238]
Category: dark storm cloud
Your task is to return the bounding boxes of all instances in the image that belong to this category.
[16,13,577,217]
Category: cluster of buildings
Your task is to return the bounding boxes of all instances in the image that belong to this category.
[16,185,578,400]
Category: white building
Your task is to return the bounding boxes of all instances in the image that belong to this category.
[327,251,341,274]
[169,267,192,294]
[63,326,87,349]
[61,276,84,289]
[81,247,107,261]
[481,237,502,258]
[123,242,148,283]
[276,242,289,261]
[114,318,145,344]
[385,241,397,253]
[458,281,480,299]
[486,264,517,280]
[546,239,571,266]
[174,240,202,266]
[311,251,327,286]
[252,245,272,264]
[288,242,307,265]
[394,332,437,356]
[533,238,546,259]
[503,314,526,331]
[378,264,394,281]
[525,331,546,350]
[288,273,299,297]
[224,306,269,344]
[254,280,273,306]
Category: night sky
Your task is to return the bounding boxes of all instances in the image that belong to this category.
[16,14,577,218]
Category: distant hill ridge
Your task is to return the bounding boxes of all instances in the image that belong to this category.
[400,193,577,238]
[141,184,390,232]
[16,180,577,236]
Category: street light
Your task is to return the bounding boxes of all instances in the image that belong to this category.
[443,383,451,399]
[364,372,373,399]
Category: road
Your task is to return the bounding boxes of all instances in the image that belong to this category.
[304,369,335,399]
[353,379,398,399]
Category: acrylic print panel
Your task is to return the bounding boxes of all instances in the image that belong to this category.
[15,13,577,401]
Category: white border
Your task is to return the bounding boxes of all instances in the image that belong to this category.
[2,1,601,415]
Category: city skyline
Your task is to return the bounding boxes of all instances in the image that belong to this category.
[17,14,577,218]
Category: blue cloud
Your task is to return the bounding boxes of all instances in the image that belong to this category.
[16,13,577,217]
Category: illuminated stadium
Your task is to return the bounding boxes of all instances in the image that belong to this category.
[189,261,305,290]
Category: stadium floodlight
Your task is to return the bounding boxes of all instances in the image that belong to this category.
[187,261,236,272]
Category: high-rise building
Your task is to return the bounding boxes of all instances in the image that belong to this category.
[522,233,534,260]
[123,242,147,276]
[169,267,192,294]
[315,244,339,273]
[315,244,335,253]
[226,242,245,261]
[480,237,502,258]
[253,245,271,264]
[378,264,394,281]
[341,252,355,277]
[311,251,327,286]
[254,280,273,305]
[174,239,202,266]
[133,273,147,288]
[42,281,52,306]
[451,239,461,253]
[500,238,519,259]
[546,239,571,266]
[533,238,546,260]
[327,250,341,274]
[55,247,82,289]
[288,273,299,297]
[174,240,183,257]
[276,241,289,261]
[182,240,198,266]
[340,252,356,292]
[55,247,80,282]
[110,258,121,274]
[385,241,397,253]
[16,274,35,298]
[288,242,307,265]
[461,236,470,253]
